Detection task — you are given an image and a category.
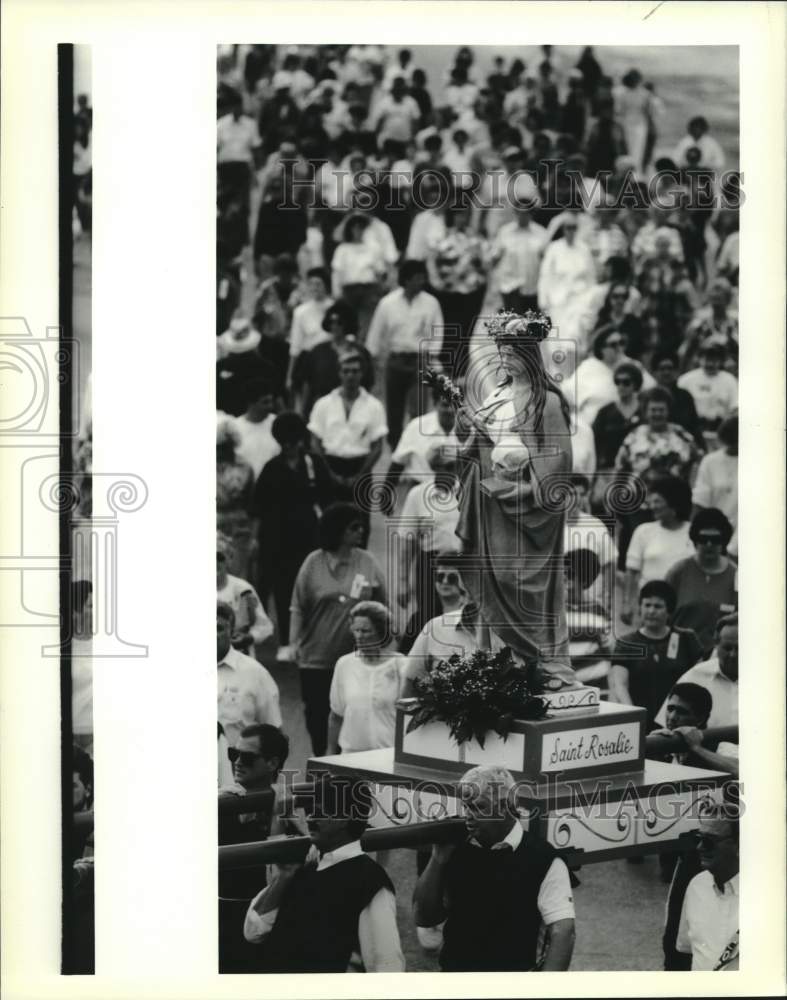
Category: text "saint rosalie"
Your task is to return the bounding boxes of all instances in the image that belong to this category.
[548,731,634,765]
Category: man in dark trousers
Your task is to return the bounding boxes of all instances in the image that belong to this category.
[414,764,576,971]
[243,774,404,972]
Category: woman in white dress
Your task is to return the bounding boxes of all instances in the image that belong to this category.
[615,69,654,176]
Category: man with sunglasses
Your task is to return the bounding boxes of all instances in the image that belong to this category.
[674,804,740,970]
[666,508,737,657]
[220,724,292,846]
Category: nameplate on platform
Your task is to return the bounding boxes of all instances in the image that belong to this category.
[541,721,641,773]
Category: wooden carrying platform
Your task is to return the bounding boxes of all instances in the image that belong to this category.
[307,748,728,868]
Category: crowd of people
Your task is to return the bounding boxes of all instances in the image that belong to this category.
[216,44,740,972]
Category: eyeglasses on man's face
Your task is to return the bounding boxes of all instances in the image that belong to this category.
[228,747,263,767]
[696,534,723,546]
[435,571,460,584]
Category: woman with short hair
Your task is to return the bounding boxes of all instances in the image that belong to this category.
[574,325,655,426]
[289,503,387,756]
[622,475,695,624]
[592,360,644,473]
[327,601,406,754]
[330,212,386,339]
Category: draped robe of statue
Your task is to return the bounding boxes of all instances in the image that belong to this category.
[455,377,576,686]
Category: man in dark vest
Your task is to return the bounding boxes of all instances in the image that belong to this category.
[414,764,576,971]
[243,774,404,972]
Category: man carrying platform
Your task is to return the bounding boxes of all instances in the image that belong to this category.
[413,764,576,971]
[243,774,405,972]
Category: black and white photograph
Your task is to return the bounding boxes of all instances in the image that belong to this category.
[1,4,785,999]
[215,41,746,973]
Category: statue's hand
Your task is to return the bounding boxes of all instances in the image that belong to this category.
[495,481,533,501]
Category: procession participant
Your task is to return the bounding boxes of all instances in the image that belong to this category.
[243,775,405,972]
[675,804,739,971]
[366,259,444,450]
[381,390,458,514]
[454,311,577,690]
[216,532,274,655]
[692,414,738,557]
[327,601,405,754]
[232,379,280,480]
[665,508,737,657]
[591,361,643,475]
[217,602,282,747]
[288,503,386,756]
[654,612,738,729]
[216,417,256,579]
[307,351,387,505]
[401,558,494,698]
[621,476,695,622]
[677,342,738,435]
[251,411,335,662]
[219,724,291,845]
[609,580,703,728]
[295,300,374,417]
[651,351,705,447]
[413,765,576,971]
[284,267,333,396]
[563,475,617,616]
[490,176,548,314]
[397,443,462,652]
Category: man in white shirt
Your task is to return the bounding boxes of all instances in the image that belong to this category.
[370,76,421,145]
[243,774,404,972]
[492,196,548,314]
[308,352,387,503]
[655,612,738,728]
[217,92,262,212]
[675,805,739,970]
[673,116,726,172]
[382,394,458,511]
[414,765,576,971]
[678,343,738,431]
[366,259,444,449]
[217,602,282,746]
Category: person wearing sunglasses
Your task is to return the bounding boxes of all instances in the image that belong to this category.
[665,508,737,657]
[674,805,740,971]
[401,555,484,698]
[574,323,654,427]
[591,360,643,473]
[397,442,462,653]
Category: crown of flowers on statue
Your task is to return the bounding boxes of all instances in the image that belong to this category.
[423,368,464,407]
[484,309,553,344]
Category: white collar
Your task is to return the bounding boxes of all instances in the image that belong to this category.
[218,646,244,671]
[704,658,737,685]
[470,820,523,852]
[713,872,739,898]
[316,839,364,871]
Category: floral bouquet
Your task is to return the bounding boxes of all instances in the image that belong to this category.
[423,368,464,407]
[404,647,548,748]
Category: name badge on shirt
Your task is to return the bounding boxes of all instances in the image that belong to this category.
[666,631,680,660]
[349,573,368,599]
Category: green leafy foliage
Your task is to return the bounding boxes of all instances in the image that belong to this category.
[405,647,548,748]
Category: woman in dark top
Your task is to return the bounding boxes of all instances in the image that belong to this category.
[594,283,645,358]
[252,412,336,660]
[592,360,643,472]
[609,580,702,728]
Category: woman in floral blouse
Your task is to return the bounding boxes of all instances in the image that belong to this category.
[614,386,703,483]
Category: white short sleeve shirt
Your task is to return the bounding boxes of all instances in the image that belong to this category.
[329,652,406,751]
